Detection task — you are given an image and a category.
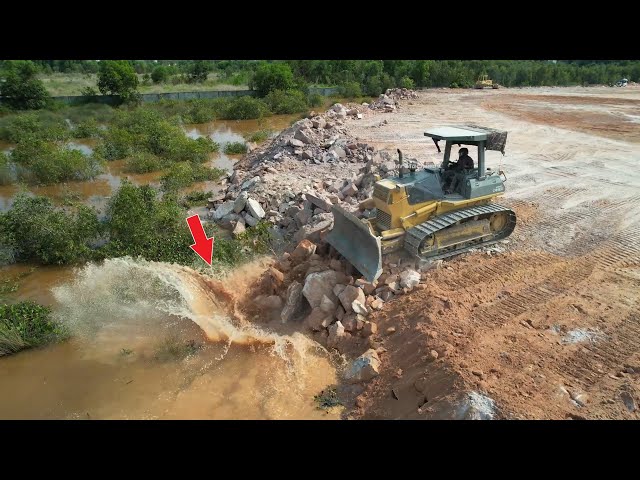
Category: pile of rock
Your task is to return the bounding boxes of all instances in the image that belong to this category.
[206,105,400,245]
[253,239,428,356]
[369,88,419,112]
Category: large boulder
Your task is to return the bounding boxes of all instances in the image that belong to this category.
[281,281,304,323]
[305,193,332,213]
[399,269,421,289]
[294,128,313,144]
[246,198,265,219]
[233,191,249,213]
[213,201,235,220]
[345,349,381,383]
[290,239,317,263]
[302,270,341,309]
[327,321,346,348]
[293,219,333,243]
[339,285,366,313]
[306,307,335,331]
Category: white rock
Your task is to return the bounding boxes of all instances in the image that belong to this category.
[246,198,265,219]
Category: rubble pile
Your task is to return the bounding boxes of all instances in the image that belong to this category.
[250,238,432,364]
[206,104,400,245]
[368,88,419,112]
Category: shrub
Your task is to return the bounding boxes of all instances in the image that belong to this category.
[124,151,165,173]
[339,81,363,98]
[400,76,415,89]
[307,93,324,108]
[160,162,225,191]
[245,129,272,143]
[187,61,212,83]
[10,138,104,184]
[0,302,68,356]
[74,118,101,138]
[179,190,211,208]
[224,142,247,155]
[151,66,169,84]
[221,96,269,120]
[0,194,101,265]
[251,63,295,97]
[0,112,70,143]
[264,89,308,114]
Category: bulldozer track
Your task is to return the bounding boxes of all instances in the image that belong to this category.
[470,258,595,327]
[557,309,640,390]
[542,186,587,200]
[404,204,516,261]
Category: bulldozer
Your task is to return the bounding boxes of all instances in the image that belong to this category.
[326,125,517,282]
[474,74,499,89]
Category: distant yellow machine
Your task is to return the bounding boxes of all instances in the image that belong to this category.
[474,74,499,89]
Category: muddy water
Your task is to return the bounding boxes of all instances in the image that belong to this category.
[0,115,300,212]
[1,114,340,419]
[0,258,340,419]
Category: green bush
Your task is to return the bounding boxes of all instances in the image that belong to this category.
[179,190,211,208]
[339,81,363,98]
[0,61,49,110]
[0,112,70,143]
[0,302,68,356]
[245,129,272,143]
[224,142,247,155]
[307,93,324,108]
[221,96,269,120]
[264,89,308,114]
[151,66,169,84]
[10,138,104,184]
[400,76,415,89]
[251,63,295,97]
[0,194,101,265]
[124,152,165,173]
[0,152,13,186]
[74,118,101,138]
[160,162,225,191]
[101,181,203,265]
[95,108,218,162]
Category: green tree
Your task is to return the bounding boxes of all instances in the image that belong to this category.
[97,60,139,102]
[251,63,295,97]
[151,65,169,84]
[187,61,212,83]
[0,61,49,110]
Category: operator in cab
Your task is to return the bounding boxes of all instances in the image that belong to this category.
[442,147,475,193]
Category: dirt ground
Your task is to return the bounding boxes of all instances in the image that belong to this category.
[343,85,640,419]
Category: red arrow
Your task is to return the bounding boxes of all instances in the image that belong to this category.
[186,215,214,265]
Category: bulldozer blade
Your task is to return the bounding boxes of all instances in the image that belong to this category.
[326,205,383,283]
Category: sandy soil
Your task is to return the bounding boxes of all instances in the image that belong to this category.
[343,85,640,419]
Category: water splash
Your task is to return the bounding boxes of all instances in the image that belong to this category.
[52,257,325,368]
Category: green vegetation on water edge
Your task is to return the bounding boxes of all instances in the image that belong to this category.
[0,301,69,356]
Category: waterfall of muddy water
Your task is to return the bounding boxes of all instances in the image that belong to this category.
[0,258,339,419]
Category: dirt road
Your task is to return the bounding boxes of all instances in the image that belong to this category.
[345,86,640,419]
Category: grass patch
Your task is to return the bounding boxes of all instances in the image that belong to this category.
[0,301,68,356]
[313,386,342,410]
[0,267,36,299]
[160,162,225,191]
[244,129,272,144]
[179,190,211,208]
[73,118,101,138]
[124,152,165,174]
[154,336,201,362]
[224,142,247,155]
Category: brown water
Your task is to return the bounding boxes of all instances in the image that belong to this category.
[0,114,340,419]
[0,258,341,419]
[0,115,300,212]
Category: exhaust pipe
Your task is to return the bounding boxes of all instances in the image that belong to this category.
[397,149,403,178]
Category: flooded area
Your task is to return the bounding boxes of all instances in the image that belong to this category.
[0,114,300,213]
[0,112,340,420]
[0,258,340,420]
